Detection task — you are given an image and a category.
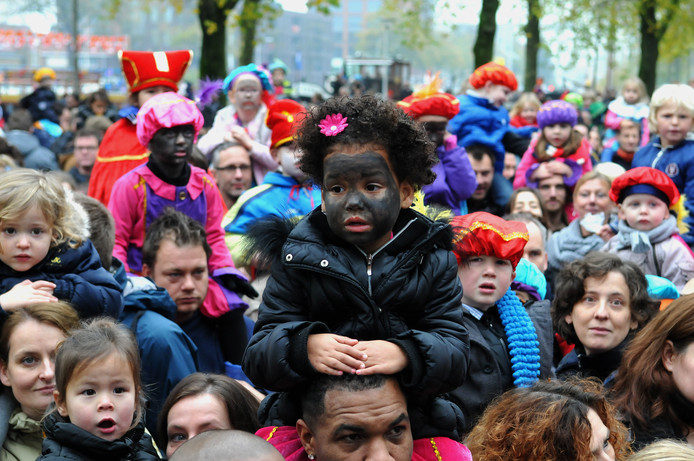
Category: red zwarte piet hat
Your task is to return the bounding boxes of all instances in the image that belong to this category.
[119,49,193,93]
[266,99,306,149]
[451,212,528,269]
[609,166,679,207]
[398,93,460,120]
[469,62,518,91]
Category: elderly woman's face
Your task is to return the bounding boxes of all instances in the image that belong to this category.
[574,178,613,219]
[565,271,636,356]
[165,393,232,457]
[0,319,66,420]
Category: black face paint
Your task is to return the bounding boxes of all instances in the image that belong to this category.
[322,150,402,253]
[148,124,195,178]
[422,121,447,148]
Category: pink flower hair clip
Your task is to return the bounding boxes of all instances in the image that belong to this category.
[319,113,348,136]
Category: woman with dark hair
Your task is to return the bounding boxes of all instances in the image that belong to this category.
[552,252,659,382]
[466,379,631,461]
[157,373,260,458]
[612,294,694,449]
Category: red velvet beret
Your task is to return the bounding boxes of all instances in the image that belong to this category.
[609,166,679,206]
[398,92,460,120]
[451,212,528,269]
[119,49,193,93]
[469,62,518,91]
[265,99,306,149]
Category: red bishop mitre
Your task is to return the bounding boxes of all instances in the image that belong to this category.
[119,49,193,93]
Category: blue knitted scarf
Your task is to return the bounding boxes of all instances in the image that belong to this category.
[496,288,541,387]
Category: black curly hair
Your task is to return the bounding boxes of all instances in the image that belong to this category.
[297,95,437,188]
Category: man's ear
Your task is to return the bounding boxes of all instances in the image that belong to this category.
[296,419,316,458]
[141,264,152,277]
[320,190,326,212]
[54,390,69,417]
[400,181,415,209]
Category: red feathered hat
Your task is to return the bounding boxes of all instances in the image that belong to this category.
[398,93,459,120]
[609,166,679,207]
[469,62,518,91]
[266,99,306,149]
[398,72,459,120]
[119,49,193,93]
[451,212,528,269]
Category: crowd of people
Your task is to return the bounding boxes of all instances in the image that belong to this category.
[0,49,693,460]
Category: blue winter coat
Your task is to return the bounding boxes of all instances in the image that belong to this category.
[632,134,694,246]
[448,93,534,170]
[0,240,122,320]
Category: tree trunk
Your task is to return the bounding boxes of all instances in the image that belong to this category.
[638,0,658,95]
[473,0,500,69]
[198,0,238,79]
[71,0,80,95]
[239,0,261,65]
[524,0,540,92]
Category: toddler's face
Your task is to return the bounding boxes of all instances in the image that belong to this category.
[655,101,693,147]
[0,206,52,272]
[56,352,136,442]
[616,127,640,153]
[321,144,413,254]
[275,143,307,182]
[520,104,537,123]
[458,255,514,311]
[623,86,640,105]
[484,84,512,107]
[542,123,573,148]
[618,193,670,231]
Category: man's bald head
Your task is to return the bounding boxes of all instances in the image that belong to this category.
[168,430,283,461]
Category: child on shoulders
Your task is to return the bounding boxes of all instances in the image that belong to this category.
[223,99,321,266]
[0,168,122,319]
[397,74,476,214]
[514,99,592,189]
[603,166,694,291]
[242,95,469,442]
[108,92,251,319]
[603,77,650,149]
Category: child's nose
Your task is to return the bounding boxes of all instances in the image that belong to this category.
[98,395,114,410]
[16,235,30,248]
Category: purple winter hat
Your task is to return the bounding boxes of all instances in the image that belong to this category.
[536,100,578,129]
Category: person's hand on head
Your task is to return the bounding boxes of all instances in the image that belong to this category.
[227,126,254,151]
[307,333,366,375]
[354,340,408,375]
[545,160,572,178]
[0,280,57,312]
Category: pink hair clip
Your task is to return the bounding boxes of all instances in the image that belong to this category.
[319,113,348,136]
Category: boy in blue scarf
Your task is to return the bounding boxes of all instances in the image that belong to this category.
[449,211,554,436]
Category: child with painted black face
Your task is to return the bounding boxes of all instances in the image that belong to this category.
[242,95,469,445]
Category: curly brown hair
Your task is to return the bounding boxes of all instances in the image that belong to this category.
[551,252,659,346]
[466,379,631,461]
[612,294,694,439]
[296,95,437,188]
